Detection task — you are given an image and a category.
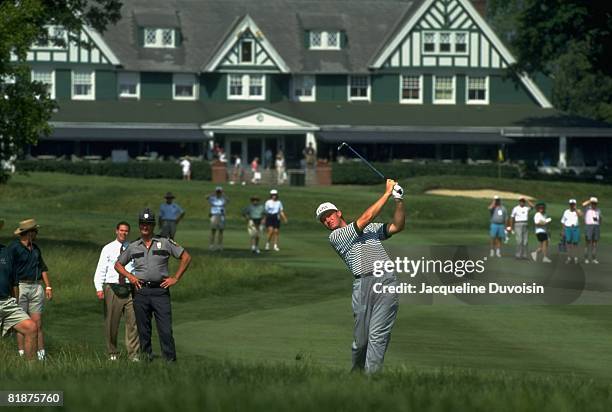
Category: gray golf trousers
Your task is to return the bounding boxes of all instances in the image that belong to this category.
[514,222,529,258]
[351,274,399,374]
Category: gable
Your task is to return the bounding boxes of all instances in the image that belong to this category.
[204,15,290,73]
[370,0,552,108]
[218,29,278,69]
[14,26,120,66]
[204,108,318,131]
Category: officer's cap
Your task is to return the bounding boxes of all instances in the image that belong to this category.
[139,208,156,224]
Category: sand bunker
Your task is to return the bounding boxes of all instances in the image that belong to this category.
[425,189,534,200]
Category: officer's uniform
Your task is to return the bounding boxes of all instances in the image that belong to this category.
[117,234,184,361]
[159,202,184,239]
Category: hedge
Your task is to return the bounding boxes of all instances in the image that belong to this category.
[16,160,211,180]
[332,161,522,184]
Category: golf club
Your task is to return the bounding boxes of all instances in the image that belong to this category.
[337,141,386,180]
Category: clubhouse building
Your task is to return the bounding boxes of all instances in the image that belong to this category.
[15,0,612,169]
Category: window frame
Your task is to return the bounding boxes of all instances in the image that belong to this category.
[239,39,254,64]
[432,75,456,105]
[172,73,198,101]
[466,75,489,105]
[292,75,316,102]
[309,30,342,50]
[118,72,140,99]
[227,74,266,101]
[143,28,176,49]
[32,26,68,50]
[422,31,469,55]
[348,75,371,102]
[399,74,423,104]
[71,69,95,100]
[31,68,56,99]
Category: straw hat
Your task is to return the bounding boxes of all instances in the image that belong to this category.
[14,219,40,235]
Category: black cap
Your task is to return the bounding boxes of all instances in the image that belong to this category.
[138,208,156,224]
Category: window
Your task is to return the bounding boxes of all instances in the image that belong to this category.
[309,31,341,50]
[433,76,455,104]
[400,75,422,103]
[348,75,370,101]
[455,33,467,53]
[293,75,316,101]
[32,26,67,50]
[118,72,139,99]
[144,28,175,48]
[240,40,253,63]
[423,33,436,52]
[439,32,451,52]
[173,74,197,100]
[227,74,266,100]
[31,69,55,99]
[310,32,322,48]
[72,70,94,100]
[467,76,488,104]
[422,32,468,54]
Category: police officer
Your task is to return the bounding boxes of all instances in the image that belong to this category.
[114,208,191,361]
[159,192,185,239]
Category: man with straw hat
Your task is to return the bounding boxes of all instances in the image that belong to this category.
[0,219,38,360]
[4,218,52,360]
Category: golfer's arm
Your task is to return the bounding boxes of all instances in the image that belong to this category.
[114,261,133,281]
[356,192,392,231]
[387,199,405,235]
[173,251,192,281]
[42,271,51,289]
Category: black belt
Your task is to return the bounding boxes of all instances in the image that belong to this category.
[354,273,374,280]
[19,279,40,284]
[140,281,163,288]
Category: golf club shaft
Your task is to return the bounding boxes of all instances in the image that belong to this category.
[339,142,386,180]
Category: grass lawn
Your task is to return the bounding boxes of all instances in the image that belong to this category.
[1,172,611,411]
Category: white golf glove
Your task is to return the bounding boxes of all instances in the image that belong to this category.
[392,184,404,200]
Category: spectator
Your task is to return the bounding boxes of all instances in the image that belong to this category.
[275,152,286,185]
[179,157,191,181]
[250,157,261,184]
[582,197,602,264]
[488,196,508,258]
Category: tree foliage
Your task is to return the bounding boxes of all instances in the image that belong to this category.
[0,0,122,182]
[488,0,612,122]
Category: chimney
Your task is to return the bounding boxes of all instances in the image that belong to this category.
[470,0,487,18]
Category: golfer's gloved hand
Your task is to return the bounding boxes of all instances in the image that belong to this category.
[392,184,404,200]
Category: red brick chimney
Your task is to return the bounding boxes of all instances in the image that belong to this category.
[470,0,487,17]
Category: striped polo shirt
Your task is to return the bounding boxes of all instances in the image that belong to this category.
[329,222,392,278]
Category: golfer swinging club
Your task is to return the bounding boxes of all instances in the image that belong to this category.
[316,178,405,374]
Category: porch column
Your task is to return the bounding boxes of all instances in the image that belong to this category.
[558,136,567,168]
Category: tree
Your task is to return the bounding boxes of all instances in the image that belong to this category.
[488,0,612,122]
[0,0,122,182]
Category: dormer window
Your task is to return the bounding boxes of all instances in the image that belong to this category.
[144,28,176,48]
[309,30,341,50]
[240,39,253,63]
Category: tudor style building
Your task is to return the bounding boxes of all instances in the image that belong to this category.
[14,0,612,169]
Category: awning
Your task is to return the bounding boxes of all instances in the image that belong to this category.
[47,123,207,142]
[317,130,514,144]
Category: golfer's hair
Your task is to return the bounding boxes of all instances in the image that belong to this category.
[116,221,131,230]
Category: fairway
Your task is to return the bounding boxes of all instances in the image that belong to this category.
[1,172,612,411]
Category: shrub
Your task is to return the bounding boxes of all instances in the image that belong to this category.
[332,161,521,184]
[16,160,211,180]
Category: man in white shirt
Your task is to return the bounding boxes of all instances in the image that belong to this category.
[93,221,139,361]
[582,197,602,264]
[561,199,583,264]
[179,157,191,181]
[510,196,534,259]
